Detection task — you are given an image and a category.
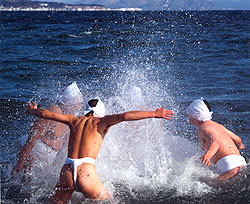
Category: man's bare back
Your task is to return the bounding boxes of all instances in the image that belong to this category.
[198,120,242,164]
[25,99,174,203]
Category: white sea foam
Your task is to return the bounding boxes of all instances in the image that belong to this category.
[93,66,213,200]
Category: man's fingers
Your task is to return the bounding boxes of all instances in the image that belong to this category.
[202,159,211,166]
[164,117,172,120]
[202,160,205,165]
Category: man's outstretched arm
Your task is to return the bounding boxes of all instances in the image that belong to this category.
[25,102,74,125]
[101,106,174,128]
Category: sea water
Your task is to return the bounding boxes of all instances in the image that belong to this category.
[0,11,250,203]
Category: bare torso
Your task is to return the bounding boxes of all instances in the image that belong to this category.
[57,115,111,200]
[67,116,107,159]
[198,120,240,164]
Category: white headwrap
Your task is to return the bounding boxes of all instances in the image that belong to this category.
[84,98,106,117]
[186,97,213,121]
[59,82,83,105]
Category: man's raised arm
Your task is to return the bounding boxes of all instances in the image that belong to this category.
[101,106,174,128]
[25,102,73,125]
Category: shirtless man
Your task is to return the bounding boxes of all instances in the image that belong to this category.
[25,98,174,203]
[186,97,247,180]
[12,82,83,179]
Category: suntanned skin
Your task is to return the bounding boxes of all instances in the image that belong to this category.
[25,102,174,203]
[11,103,81,179]
[188,115,245,180]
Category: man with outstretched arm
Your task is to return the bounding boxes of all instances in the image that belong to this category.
[25,99,174,203]
[186,97,246,181]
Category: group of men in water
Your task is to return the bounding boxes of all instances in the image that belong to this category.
[11,82,247,204]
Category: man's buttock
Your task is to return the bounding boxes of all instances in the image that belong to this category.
[64,157,96,192]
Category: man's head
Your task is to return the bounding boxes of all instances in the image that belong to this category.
[84,98,106,117]
[58,82,83,114]
[186,97,213,124]
[59,82,83,106]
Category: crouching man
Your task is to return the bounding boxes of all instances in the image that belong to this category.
[186,97,247,181]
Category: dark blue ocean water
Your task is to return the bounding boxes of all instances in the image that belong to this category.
[1,11,250,203]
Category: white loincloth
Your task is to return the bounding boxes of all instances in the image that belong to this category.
[216,155,247,174]
[64,157,96,192]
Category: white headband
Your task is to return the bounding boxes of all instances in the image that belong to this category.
[59,82,83,105]
[186,97,213,121]
[84,99,106,117]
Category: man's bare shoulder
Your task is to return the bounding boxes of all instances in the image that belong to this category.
[98,114,124,124]
[200,122,217,136]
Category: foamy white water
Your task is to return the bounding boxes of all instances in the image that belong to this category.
[92,67,214,202]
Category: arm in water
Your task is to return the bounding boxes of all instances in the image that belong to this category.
[11,117,49,179]
[200,128,219,166]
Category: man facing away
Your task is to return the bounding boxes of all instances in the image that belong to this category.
[25,98,174,203]
[186,97,247,181]
[12,82,83,179]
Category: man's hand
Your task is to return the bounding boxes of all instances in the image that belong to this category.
[25,102,37,114]
[201,155,212,166]
[154,106,174,120]
[238,142,245,150]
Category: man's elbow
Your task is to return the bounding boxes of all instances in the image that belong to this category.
[122,113,130,121]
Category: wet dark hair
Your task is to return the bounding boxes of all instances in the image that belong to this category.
[88,99,98,107]
[85,99,98,116]
[202,99,211,112]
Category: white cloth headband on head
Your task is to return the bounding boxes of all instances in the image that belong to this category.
[59,82,83,105]
[84,98,106,117]
[186,97,213,121]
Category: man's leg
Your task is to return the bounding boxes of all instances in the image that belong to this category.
[217,166,241,181]
[78,176,112,201]
[77,165,112,201]
[50,165,74,204]
[50,182,74,204]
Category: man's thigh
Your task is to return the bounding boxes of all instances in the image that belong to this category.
[217,166,241,180]
[77,166,111,200]
[50,165,75,203]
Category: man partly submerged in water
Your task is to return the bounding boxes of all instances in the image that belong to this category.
[12,82,83,179]
[186,98,247,180]
[25,98,174,203]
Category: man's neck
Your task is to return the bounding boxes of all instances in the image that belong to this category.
[195,120,212,127]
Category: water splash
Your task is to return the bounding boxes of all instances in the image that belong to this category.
[93,65,213,202]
